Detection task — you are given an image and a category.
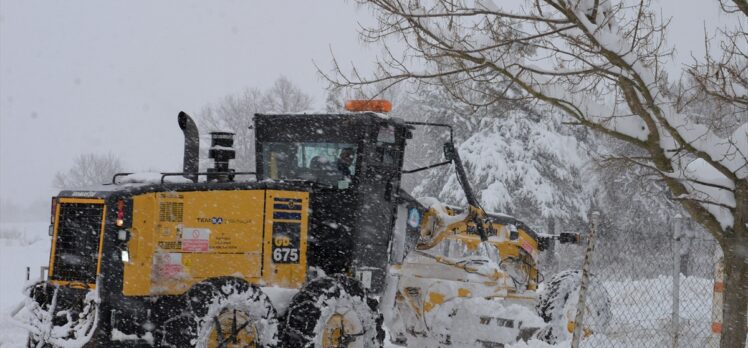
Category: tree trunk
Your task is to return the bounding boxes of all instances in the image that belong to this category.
[720,242,748,348]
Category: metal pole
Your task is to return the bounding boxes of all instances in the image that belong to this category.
[672,214,682,348]
[544,217,556,269]
[571,211,600,348]
[26,266,30,281]
[709,258,725,347]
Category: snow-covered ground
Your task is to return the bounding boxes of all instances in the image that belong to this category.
[586,276,716,348]
[0,222,51,347]
[0,222,725,347]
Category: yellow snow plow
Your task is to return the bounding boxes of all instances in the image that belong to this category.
[12,101,608,348]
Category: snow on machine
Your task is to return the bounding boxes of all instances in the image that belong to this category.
[13,100,608,347]
[380,123,610,347]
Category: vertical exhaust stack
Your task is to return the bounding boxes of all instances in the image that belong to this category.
[177,111,199,183]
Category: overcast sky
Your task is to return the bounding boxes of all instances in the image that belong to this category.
[0,0,740,214]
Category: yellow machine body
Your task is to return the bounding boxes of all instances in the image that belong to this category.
[47,189,309,297]
[125,189,308,296]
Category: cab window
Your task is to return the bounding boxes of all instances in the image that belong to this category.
[262,142,357,188]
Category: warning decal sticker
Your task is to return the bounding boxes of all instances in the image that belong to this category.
[182,228,210,252]
[153,253,183,278]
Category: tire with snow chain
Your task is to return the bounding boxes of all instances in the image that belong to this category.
[535,270,611,344]
[161,277,280,348]
[281,275,383,348]
[23,283,98,348]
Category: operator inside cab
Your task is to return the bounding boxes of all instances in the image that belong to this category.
[336,148,354,177]
[262,142,357,188]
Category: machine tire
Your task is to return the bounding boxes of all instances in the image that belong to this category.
[23,283,98,348]
[27,338,52,348]
[535,270,611,344]
[281,275,383,348]
[161,277,280,348]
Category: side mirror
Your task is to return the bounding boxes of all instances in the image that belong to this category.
[443,142,455,161]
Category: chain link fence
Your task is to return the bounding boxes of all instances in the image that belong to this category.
[567,215,723,348]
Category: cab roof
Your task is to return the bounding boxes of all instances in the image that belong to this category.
[254,112,407,127]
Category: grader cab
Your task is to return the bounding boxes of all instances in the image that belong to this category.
[15,100,596,348]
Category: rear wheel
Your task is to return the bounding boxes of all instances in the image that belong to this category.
[206,308,260,348]
[162,278,279,348]
[282,275,383,348]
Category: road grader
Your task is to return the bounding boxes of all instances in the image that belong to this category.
[14,100,608,347]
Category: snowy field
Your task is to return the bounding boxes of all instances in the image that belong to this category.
[0,222,727,348]
[0,222,50,347]
[586,276,715,348]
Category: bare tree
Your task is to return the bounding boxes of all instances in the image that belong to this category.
[263,76,314,113]
[199,88,265,171]
[686,1,748,128]
[325,0,748,345]
[53,153,124,189]
[199,76,313,171]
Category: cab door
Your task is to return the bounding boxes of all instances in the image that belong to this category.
[351,123,407,293]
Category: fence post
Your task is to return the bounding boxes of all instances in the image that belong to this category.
[544,217,556,269]
[672,214,682,348]
[709,258,725,347]
[571,211,600,348]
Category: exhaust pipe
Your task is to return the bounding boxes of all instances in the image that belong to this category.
[178,111,199,183]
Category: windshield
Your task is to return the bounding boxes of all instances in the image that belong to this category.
[262,142,357,189]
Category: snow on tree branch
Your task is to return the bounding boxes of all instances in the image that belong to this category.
[321,1,746,344]
[323,0,747,235]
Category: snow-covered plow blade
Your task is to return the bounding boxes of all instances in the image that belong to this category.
[385,252,610,347]
[425,297,543,347]
[385,250,545,347]
[12,282,98,348]
[381,194,609,347]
